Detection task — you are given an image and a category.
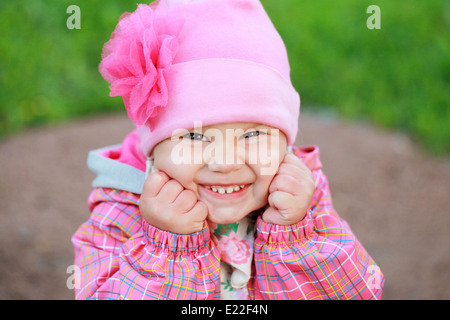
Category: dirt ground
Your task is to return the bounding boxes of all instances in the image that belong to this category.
[0,111,448,300]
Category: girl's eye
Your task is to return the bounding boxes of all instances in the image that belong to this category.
[242,130,264,139]
[183,132,209,141]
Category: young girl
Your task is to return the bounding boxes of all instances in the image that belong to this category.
[72,0,384,300]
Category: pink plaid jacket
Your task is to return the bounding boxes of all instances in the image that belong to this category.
[72,131,384,300]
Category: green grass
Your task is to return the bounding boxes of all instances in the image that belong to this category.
[1,0,449,155]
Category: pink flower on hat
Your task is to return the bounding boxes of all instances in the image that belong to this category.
[99,3,182,126]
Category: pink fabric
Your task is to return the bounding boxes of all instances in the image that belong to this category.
[137,59,299,154]
[98,130,147,172]
[99,0,300,156]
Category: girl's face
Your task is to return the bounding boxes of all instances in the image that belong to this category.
[152,122,287,225]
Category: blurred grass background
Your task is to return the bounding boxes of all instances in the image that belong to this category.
[0,0,449,155]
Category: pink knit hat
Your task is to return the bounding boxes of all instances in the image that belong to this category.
[99,0,300,156]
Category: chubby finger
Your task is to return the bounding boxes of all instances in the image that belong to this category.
[276,163,304,181]
[261,206,279,225]
[268,191,296,211]
[282,154,312,174]
[262,206,291,225]
[172,189,198,212]
[176,201,208,234]
[283,153,305,166]
[186,200,208,222]
[142,170,171,198]
[158,179,184,203]
[269,173,302,195]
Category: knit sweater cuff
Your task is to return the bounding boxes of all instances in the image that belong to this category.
[256,209,314,245]
[141,219,212,254]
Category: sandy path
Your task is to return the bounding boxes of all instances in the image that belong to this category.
[0,112,448,299]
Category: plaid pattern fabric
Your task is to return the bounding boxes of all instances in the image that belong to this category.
[72,146,384,300]
[251,167,383,299]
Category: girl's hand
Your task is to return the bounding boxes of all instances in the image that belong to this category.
[262,153,315,225]
[140,170,208,234]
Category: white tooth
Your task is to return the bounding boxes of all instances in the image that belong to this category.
[240,185,245,188]
[234,185,241,191]
[218,187,226,194]
[226,187,234,194]
[212,187,217,192]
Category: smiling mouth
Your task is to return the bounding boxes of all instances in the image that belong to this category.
[204,185,246,194]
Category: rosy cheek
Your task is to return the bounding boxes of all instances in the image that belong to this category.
[252,176,272,203]
[175,168,198,189]
[153,157,171,175]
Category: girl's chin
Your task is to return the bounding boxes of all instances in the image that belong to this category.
[206,207,250,225]
[205,204,267,225]
[207,214,245,225]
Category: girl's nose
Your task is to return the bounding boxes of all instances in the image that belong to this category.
[207,160,244,173]
[204,139,245,173]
